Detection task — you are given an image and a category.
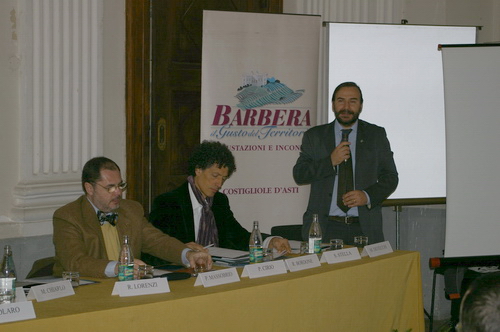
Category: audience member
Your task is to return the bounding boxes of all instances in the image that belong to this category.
[457,271,500,332]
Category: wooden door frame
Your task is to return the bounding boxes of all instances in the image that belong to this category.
[126,0,151,208]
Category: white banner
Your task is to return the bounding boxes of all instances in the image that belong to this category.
[201,11,320,233]
[442,45,500,257]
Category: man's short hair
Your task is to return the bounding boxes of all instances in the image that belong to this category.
[331,81,364,104]
[188,140,236,177]
[459,271,500,332]
[81,157,120,194]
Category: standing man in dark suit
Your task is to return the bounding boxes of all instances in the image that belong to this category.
[53,157,212,278]
[147,140,290,264]
[293,82,398,245]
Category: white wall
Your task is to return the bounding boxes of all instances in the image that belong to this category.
[402,0,500,43]
[102,0,126,169]
[284,0,500,43]
[0,0,125,279]
[0,0,20,226]
[0,0,125,240]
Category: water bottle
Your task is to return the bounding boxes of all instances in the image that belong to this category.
[0,245,17,303]
[249,221,263,263]
[118,235,134,281]
[308,214,322,254]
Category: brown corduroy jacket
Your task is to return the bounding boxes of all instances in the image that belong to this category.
[53,195,187,278]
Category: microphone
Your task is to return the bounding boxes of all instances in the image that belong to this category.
[341,129,351,162]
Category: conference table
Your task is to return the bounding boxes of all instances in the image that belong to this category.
[4,250,424,331]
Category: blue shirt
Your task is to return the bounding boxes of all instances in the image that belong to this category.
[329,121,361,217]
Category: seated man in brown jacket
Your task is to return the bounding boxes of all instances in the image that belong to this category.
[53,156,211,278]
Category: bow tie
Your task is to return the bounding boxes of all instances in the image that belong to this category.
[97,211,118,226]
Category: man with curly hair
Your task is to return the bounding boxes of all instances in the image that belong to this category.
[146,140,290,265]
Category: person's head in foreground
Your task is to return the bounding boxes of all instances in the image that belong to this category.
[457,271,500,332]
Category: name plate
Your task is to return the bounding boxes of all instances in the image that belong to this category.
[285,254,321,272]
[241,260,288,279]
[0,301,36,324]
[112,278,170,297]
[361,241,394,258]
[320,247,361,264]
[27,280,74,302]
[15,287,27,303]
[194,267,240,287]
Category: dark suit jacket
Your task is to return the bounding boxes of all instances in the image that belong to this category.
[53,195,187,278]
[293,120,398,243]
[149,182,260,253]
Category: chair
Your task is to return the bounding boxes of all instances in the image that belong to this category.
[428,255,500,332]
[271,224,303,241]
[26,256,56,279]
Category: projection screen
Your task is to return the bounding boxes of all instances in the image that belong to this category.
[442,45,500,257]
[327,23,476,200]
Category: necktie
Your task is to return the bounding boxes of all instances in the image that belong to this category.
[97,211,118,226]
[337,129,354,214]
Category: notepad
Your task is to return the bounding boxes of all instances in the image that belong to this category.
[208,247,249,266]
[208,247,248,258]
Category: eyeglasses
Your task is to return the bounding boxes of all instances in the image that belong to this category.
[93,181,128,193]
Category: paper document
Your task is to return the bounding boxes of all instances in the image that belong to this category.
[153,269,172,277]
[22,276,96,286]
[208,247,248,259]
[208,247,249,267]
[289,240,302,254]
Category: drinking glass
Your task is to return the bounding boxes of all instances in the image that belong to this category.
[329,239,344,250]
[138,265,154,279]
[354,236,368,248]
[62,271,80,287]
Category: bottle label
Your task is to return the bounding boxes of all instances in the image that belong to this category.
[308,238,322,254]
[118,264,134,281]
[249,246,263,263]
[0,278,16,303]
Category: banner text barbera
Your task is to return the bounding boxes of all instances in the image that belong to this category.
[212,105,311,127]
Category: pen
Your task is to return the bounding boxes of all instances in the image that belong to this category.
[204,244,215,249]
